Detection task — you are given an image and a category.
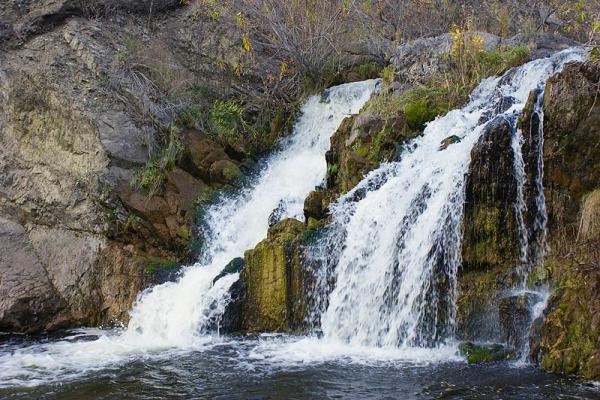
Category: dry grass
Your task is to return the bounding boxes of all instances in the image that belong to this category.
[578,189,600,242]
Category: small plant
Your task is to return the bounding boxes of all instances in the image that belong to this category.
[96,73,110,87]
[209,99,249,142]
[176,105,204,129]
[381,65,396,87]
[131,131,185,197]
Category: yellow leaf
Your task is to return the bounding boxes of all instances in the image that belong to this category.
[242,34,252,53]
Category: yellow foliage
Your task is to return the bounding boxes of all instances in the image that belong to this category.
[279,61,288,81]
[242,34,253,53]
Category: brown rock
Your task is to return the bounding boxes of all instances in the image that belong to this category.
[209,159,242,185]
[303,190,333,221]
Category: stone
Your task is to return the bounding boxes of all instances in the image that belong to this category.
[303,190,332,221]
[0,217,68,332]
[213,257,245,284]
[438,135,461,151]
[181,130,231,181]
[209,159,242,185]
[223,219,307,332]
[458,342,516,364]
[498,292,543,351]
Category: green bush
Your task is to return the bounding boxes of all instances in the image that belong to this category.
[209,99,246,141]
[401,87,449,130]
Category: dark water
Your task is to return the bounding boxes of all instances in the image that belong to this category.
[1,334,599,400]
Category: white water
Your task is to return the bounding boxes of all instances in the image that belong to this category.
[314,48,587,349]
[0,79,379,387]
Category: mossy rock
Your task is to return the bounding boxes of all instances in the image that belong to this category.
[213,257,245,284]
[439,135,461,151]
[458,342,515,364]
[224,218,307,333]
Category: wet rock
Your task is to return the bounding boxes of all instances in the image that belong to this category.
[326,110,411,195]
[213,257,245,285]
[438,135,461,151]
[456,117,522,341]
[303,190,333,221]
[499,292,543,351]
[460,117,521,272]
[458,342,516,364]
[223,219,307,332]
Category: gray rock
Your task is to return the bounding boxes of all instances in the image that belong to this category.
[0,217,67,332]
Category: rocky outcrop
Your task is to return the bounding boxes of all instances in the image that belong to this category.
[0,3,253,332]
[456,59,600,379]
[457,117,522,342]
[534,61,600,380]
[224,219,308,332]
[390,32,578,85]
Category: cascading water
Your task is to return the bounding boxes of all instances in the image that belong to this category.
[0,79,379,387]
[511,88,550,286]
[310,48,587,350]
[0,48,590,393]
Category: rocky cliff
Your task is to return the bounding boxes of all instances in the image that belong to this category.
[2,2,599,382]
[0,0,265,332]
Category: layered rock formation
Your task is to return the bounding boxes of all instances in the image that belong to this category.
[0,1,253,332]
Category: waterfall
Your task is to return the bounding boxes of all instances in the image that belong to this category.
[121,78,379,347]
[311,49,587,349]
[0,79,379,386]
[511,88,550,286]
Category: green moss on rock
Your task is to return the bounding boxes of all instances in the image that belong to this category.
[231,219,308,332]
[459,342,515,363]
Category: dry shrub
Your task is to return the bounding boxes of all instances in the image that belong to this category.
[108,37,195,128]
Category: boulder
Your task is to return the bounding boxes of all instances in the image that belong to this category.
[223,219,307,332]
[209,159,241,185]
[213,257,245,284]
[303,190,333,221]
[438,135,461,151]
[458,342,516,364]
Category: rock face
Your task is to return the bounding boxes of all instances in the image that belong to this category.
[325,104,413,195]
[456,60,600,379]
[0,2,252,332]
[224,219,308,332]
[457,117,522,342]
[534,62,600,380]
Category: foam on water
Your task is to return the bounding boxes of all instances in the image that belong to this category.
[0,79,379,387]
